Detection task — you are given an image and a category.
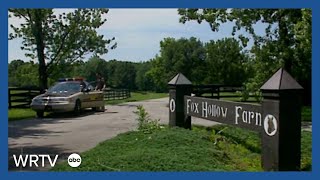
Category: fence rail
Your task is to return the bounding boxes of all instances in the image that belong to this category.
[8,87,41,109]
[192,84,258,101]
[8,87,131,109]
[103,89,131,100]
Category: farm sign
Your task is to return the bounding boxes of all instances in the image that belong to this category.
[185,96,277,136]
[168,68,304,171]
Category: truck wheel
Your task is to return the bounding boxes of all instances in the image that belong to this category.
[74,100,81,116]
[36,111,44,118]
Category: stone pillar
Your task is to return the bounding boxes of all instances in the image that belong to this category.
[260,68,303,171]
[168,73,192,129]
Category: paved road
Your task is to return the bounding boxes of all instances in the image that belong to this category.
[8,97,311,171]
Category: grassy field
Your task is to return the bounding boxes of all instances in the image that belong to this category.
[52,125,312,171]
[8,108,36,121]
[106,92,168,105]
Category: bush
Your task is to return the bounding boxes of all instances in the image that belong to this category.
[133,105,162,133]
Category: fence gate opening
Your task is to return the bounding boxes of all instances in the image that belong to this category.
[168,68,303,171]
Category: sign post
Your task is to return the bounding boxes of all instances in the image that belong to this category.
[260,68,304,171]
[168,68,304,171]
[168,73,192,129]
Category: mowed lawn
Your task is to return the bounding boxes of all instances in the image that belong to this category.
[52,125,312,171]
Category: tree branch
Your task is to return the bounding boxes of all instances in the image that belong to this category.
[13,10,30,22]
[47,26,73,69]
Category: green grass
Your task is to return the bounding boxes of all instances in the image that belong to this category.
[106,92,168,105]
[8,108,36,121]
[52,125,311,171]
[302,106,312,122]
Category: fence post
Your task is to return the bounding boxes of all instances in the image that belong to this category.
[8,88,11,109]
[260,68,303,171]
[28,89,32,105]
[168,73,192,129]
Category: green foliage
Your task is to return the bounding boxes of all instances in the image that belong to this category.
[178,8,311,104]
[135,62,155,91]
[8,60,38,87]
[9,8,116,89]
[204,38,249,85]
[133,105,162,134]
[111,61,137,89]
[147,37,249,92]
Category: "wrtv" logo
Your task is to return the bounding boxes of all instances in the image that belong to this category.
[13,154,59,168]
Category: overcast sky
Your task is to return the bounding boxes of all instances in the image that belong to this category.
[8,8,266,62]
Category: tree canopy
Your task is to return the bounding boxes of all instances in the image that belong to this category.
[9,8,116,91]
[178,8,311,103]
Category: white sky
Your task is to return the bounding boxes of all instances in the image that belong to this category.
[8,8,267,62]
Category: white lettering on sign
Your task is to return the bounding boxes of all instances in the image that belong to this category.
[169,99,176,112]
[202,102,227,118]
[187,99,199,114]
[186,98,262,128]
[235,106,262,126]
[263,114,277,136]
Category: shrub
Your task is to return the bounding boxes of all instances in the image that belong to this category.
[134,105,162,133]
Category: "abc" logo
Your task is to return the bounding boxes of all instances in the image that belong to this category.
[68,153,81,167]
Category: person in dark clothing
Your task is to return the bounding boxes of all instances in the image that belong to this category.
[95,73,106,91]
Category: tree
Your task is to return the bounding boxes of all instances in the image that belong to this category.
[204,38,248,85]
[79,55,108,84]
[178,9,306,74]
[111,61,137,89]
[9,60,38,87]
[179,9,311,103]
[9,8,116,91]
[147,37,206,92]
[135,61,154,91]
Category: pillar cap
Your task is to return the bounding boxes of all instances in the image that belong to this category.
[168,73,192,85]
[260,68,303,90]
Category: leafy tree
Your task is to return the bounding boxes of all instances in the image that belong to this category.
[179,9,311,103]
[204,38,248,85]
[135,61,154,91]
[79,55,108,84]
[111,61,137,89]
[8,61,38,87]
[147,37,206,92]
[9,8,116,92]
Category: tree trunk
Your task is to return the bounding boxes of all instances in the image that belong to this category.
[33,10,48,92]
